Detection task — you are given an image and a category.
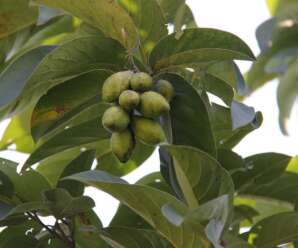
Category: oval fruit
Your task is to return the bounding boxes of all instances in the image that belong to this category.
[155,79,174,101]
[111,130,134,162]
[119,90,140,111]
[130,72,153,91]
[102,106,130,132]
[132,117,165,145]
[102,71,133,102]
[139,91,170,118]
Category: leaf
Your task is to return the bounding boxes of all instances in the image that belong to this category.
[217,149,245,175]
[209,103,263,149]
[65,170,210,248]
[57,150,96,197]
[277,60,298,134]
[101,227,173,248]
[256,18,276,53]
[266,0,298,15]
[223,233,253,248]
[3,36,127,117]
[248,212,298,247]
[149,28,255,71]
[32,0,139,49]
[158,73,216,157]
[0,46,56,111]
[231,101,256,129]
[118,0,167,56]
[161,145,234,206]
[0,234,38,247]
[42,188,95,218]
[0,0,38,39]
[236,153,291,192]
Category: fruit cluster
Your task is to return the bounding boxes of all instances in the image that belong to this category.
[101,71,174,162]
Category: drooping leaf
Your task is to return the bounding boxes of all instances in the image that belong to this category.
[32,0,139,49]
[158,73,216,157]
[65,170,210,247]
[150,28,255,71]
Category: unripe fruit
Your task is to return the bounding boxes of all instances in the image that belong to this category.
[102,106,130,132]
[132,117,165,145]
[155,80,174,101]
[119,90,140,111]
[111,130,134,162]
[130,72,153,91]
[102,71,133,102]
[139,91,170,118]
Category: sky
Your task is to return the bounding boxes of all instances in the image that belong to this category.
[0,0,297,227]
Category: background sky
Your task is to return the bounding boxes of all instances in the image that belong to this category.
[0,0,297,226]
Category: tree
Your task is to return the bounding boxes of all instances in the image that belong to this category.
[0,0,297,247]
[247,0,298,134]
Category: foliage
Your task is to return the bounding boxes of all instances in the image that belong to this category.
[247,0,298,134]
[0,0,297,247]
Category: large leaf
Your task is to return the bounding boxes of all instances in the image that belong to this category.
[101,227,173,248]
[65,170,210,248]
[2,36,127,117]
[32,0,139,49]
[161,145,234,207]
[118,0,167,56]
[248,212,298,247]
[149,28,255,71]
[0,46,56,112]
[0,0,38,39]
[158,73,216,157]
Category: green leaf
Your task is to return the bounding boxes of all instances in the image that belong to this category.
[101,227,173,248]
[4,36,127,117]
[42,188,95,218]
[236,153,291,192]
[0,234,38,247]
[266,0,298,15]
[248,212,298,247]
[158,73,216,157]
[118,0,167,56]
[222,233,253,248]
[32,0,139,49]
[0,0,38,39]
[156,0,197,30]
[277,60,298,134]
[209,103,263,149]
[57,150,96,197]
[0,46,56,112]
[65,170,210,247]
[150,28,255,71]
[161,145,234,205]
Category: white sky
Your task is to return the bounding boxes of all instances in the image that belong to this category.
[0,0,297,226]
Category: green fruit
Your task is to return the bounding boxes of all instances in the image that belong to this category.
[155,79,174,101]
[111,130,134,162]
[130,72,153,91]
[102,106,130,132]
[132,117,165,145]
[119,90,140,111]
[139,91,170,118]
[102,71,133,102]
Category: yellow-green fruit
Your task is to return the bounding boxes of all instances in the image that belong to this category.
[119,90,140,111]
[111,130,134,162]
[155,80,174,101]
[102,106,130,132]
[130,72,153,91]
[139,91,170,118]
[102,71,133,102]
[132,117,165,145]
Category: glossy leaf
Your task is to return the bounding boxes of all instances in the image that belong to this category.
[150,28,255,71]
[158,73,216,157]
[32,0,139,49]
[65,170,210,248]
